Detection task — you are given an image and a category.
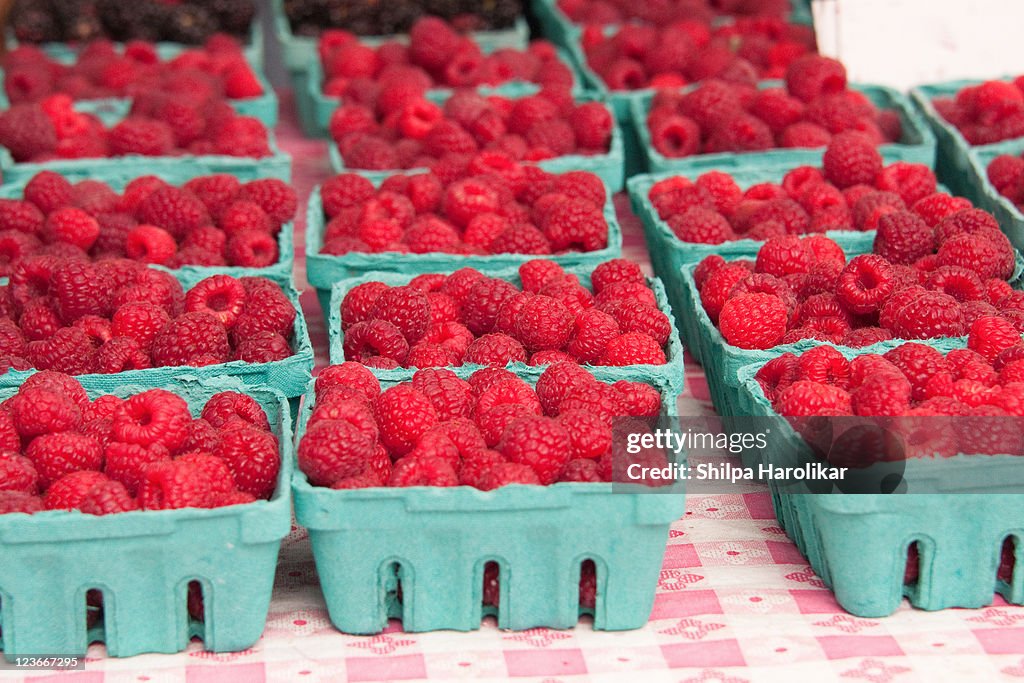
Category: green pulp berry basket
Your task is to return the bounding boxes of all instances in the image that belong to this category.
[968,138,1024,253]
[304,182,624,291]
[0,171,295,283]
[0,379,292,660]
[0,131,291,186]
[631,82,936,175]
[910,77,1022,202]
[325,265,686,394]
[292,371,685,635]
[733,356,1024,617]
[531,0,814,49]
[271,0,531,136]
[0,270,314,398]
[326,94,625,192]
[676,253,1024,417]
[0,64,279,128]
[626,168,880,338]
[4,21,265,69]
[304,49,583,138]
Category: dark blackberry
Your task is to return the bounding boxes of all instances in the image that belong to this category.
[11,1,62,43]
[96,0,141,40]
[163,4,217,44]
[206,0,257,36]
[54,0,102,42]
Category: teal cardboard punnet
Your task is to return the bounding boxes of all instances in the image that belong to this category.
[0,381,292,659]
[292,372,685,634]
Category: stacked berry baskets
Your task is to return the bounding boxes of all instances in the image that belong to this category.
[292,362,686,633]
[0,374,292,657]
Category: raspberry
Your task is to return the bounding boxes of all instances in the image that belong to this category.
[42,207,99,251]
[614,380,663,418]
[110,302,170,350]
[298,419,375,486]
[718,293,788,349]
[567,309,620,363]
[774,380,852,416]
[27,432,103,488]
[150,311,230,367]
[755,235,811,277]
[341,281,387,329]
[569,102,613,149]
[882,343,947,401]
[0,103,57,161]
[796,345,850,389]
[368,285,431,345]
[876,163,937,206]
[755,353,799,402]
[464,333,527,366]
[136,186,210,239]
[935,208,1002,243]
[460,278,520,336]
[25,325,93,374]
[936,233,1015,281]
[0,454,38,494]
[668,207,735,244]
[321,174,375,218]
[519,260,566,293]
[411,368,474,421]
[9,385,82,438]
[558,383,626,426]
[912,193,974,227]
[873,211,935,265]
[226,230,279,267]
[108,118,175,156]
[650,115,700,157]
[111,388,191,453]
[375,384,438,456]
[138,459,217,510]
[968,316,1022,363]
[600,332,667,365]
[238,179,298,225]
[185,275,247,328]
[541,198,609,252]
[785,55,847,103]
[220,201,274,236]
[822,133,882,189]
[234,331,292,363]
[472,461,542,490]
[602,300,671,346]
[497,416,571,485]
[836,255,895,314]
[104,442,170,495]
[515,295,574,352]
[215,426,280,499]
[890,291,965,339]
[125,225,176,264]
[51,259,111,323]
[707,113,774,152]
[851,371,912,416]
[389,456,459,487]
[42,471,109,511]
[343,320,410,364]
[183,174,241,219]
[24,171,73,214]
[927,266,984,302]
[700,263,754,322]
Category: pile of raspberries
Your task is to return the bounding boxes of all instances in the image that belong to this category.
[0,263,296,375]
[932,78,1024,146]
[650,134,939,244]
[298,361,663,489]
[697,224,1019,350]
[329,90,613,171]
[986,152,1024,213]
[319,161,610,256]
[0,372,280,515]
[646,57,901,157]
[319,17,574,96]
[3,37,264,105]
[0,173,296,274]
[341,259,670,369]
[757,320,1024,454]
[581,19,816,91]
[0,92,273,163]
[557,0,792,25]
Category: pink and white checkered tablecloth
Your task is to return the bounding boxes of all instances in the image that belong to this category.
[10,93,1024,683]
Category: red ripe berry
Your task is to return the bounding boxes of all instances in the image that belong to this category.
[24,170,74,214]
[368,285,431,344]
[104,442,171,495]
[540,198,608,252]
[822,133,882,189]
[110,302,170,350]
[498,415,571,485]
[755,353,800,402]
[567,308,620,364]
[569,102,613,149]
[600,332,667,365]
[515,295,574,352]
[215,426,280,499]
[112,389,191,452]
[238,179,298,226]
[774,380,852,416]
[138,460,215,510]
[718,293,788,350]
[137,186,210,239]
[27,432,103,488]
[0,454,39,494]
[785,55,847,103]
[613,380,663,418]
[836,255,895,314]
[375,384,438,456]
[151,311,230,367]
[852,372,913,416]
[464,333,527,366]
[43,207,99,250]
[883,342,947,401]
[226,229,279,267]
[937,233,1015,281]
[343,319,411,364]
[185,274,248,328]
[755,235,811,277]
[126,225,177,264]
[299,419,375,486]
[519,259,566,293]
[201,392,271,430]
[389,456,459,487]
[9,386,81,438]
[873,211,935,265]
[969,316,1022,363]
[796,345,851,389]
[42,471,109,511]
[890,291,965,339]
[412,368,474,421]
